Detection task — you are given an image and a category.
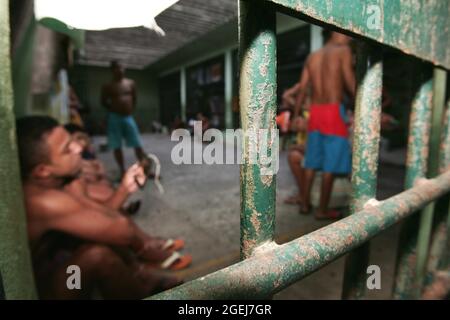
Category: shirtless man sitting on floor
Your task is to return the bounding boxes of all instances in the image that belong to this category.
[17,116,190,299]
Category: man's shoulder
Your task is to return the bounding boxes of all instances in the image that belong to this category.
[26,187,78,217]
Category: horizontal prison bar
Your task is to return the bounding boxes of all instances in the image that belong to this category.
[265,0,450,69]
[149,169,450,300]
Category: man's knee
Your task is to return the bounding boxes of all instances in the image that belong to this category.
[288,150,302,163]
[75,244,120,267]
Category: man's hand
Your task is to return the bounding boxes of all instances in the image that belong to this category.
[121,163,146,194]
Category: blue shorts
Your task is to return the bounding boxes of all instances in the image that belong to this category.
[304,133,352,174]
[107,112,142,150]
[304,103,351,174]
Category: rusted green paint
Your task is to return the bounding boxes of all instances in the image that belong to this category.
[349,46,382,212]
[415,68,448,297]
[0,0,37,299]
[427,99,450,275]
[405,80,433,188]
[266,0,450,69]
[439,100,450,174]
[239,0,277,259]
[393,77,433,299]
[149,170,450,300]
[0,271,5,300]
[342,45,382,300]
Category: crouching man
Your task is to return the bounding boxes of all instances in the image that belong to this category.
[16,116,183,299]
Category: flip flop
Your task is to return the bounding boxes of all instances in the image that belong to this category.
[161,238,185,252]
[315,209,342,220]
[160,252,192,271]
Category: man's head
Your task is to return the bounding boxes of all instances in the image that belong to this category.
[16,116,82,181]
[110,60,125,80]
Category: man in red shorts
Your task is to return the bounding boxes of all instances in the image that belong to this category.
[294,30,356,219]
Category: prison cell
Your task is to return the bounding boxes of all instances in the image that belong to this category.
[0,0,449,300]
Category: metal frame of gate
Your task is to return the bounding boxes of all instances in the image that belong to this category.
[0,0,449,300]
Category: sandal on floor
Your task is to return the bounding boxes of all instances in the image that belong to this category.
[161,238,185,252]
[160,252,192,271]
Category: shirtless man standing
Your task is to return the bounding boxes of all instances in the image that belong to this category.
[16,116,186,299]
[294,31,356,219]
[101,60,145,177]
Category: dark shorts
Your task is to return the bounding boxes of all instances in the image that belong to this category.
[107,112,142,150]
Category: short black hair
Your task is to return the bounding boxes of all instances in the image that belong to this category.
[16,116,59,180]
[64,123,86,134]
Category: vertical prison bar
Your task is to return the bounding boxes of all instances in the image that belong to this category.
[393,76,433,299]
[425,98,449,284]
[239,0,277,260]
[342,44,383,299]
[415,68,448,296]
[0,0,37,299]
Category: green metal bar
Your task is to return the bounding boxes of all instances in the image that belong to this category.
[239,0,277,259]
[342,44,383,299]
[426,99,450,276]
[393,76,433,299]
[439,99,450,174]
[263,0,450,69]
[442,100,450,270]
[0,0,37,299]
[149,170,450,300]
[415,68,447,297]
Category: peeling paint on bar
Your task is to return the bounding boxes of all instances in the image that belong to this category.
[415,68,448,297]
[149,170,450,300]
[267,0,450,69]
[342,45,382,299]
[0,0,37,299]
[393,77,433,300]
[239,0,277,260]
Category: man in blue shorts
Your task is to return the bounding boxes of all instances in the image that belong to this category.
[101,60,145,177]
[293,31,356,219]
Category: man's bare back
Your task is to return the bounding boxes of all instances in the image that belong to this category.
[295,33,355,114]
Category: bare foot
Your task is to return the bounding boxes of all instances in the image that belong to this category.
[299,203,311,215]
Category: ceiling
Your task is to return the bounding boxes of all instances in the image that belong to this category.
[76,0,238,70]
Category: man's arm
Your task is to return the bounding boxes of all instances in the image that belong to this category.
[293,58,310,118]
[102,163,146,209]
[282,82,301,108]
[34,191,144,251]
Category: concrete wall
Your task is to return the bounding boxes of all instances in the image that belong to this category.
[70,65,159,134]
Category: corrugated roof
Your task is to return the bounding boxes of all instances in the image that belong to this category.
[76,0,237,69]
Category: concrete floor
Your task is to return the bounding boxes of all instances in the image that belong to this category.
[93,133,406,299]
